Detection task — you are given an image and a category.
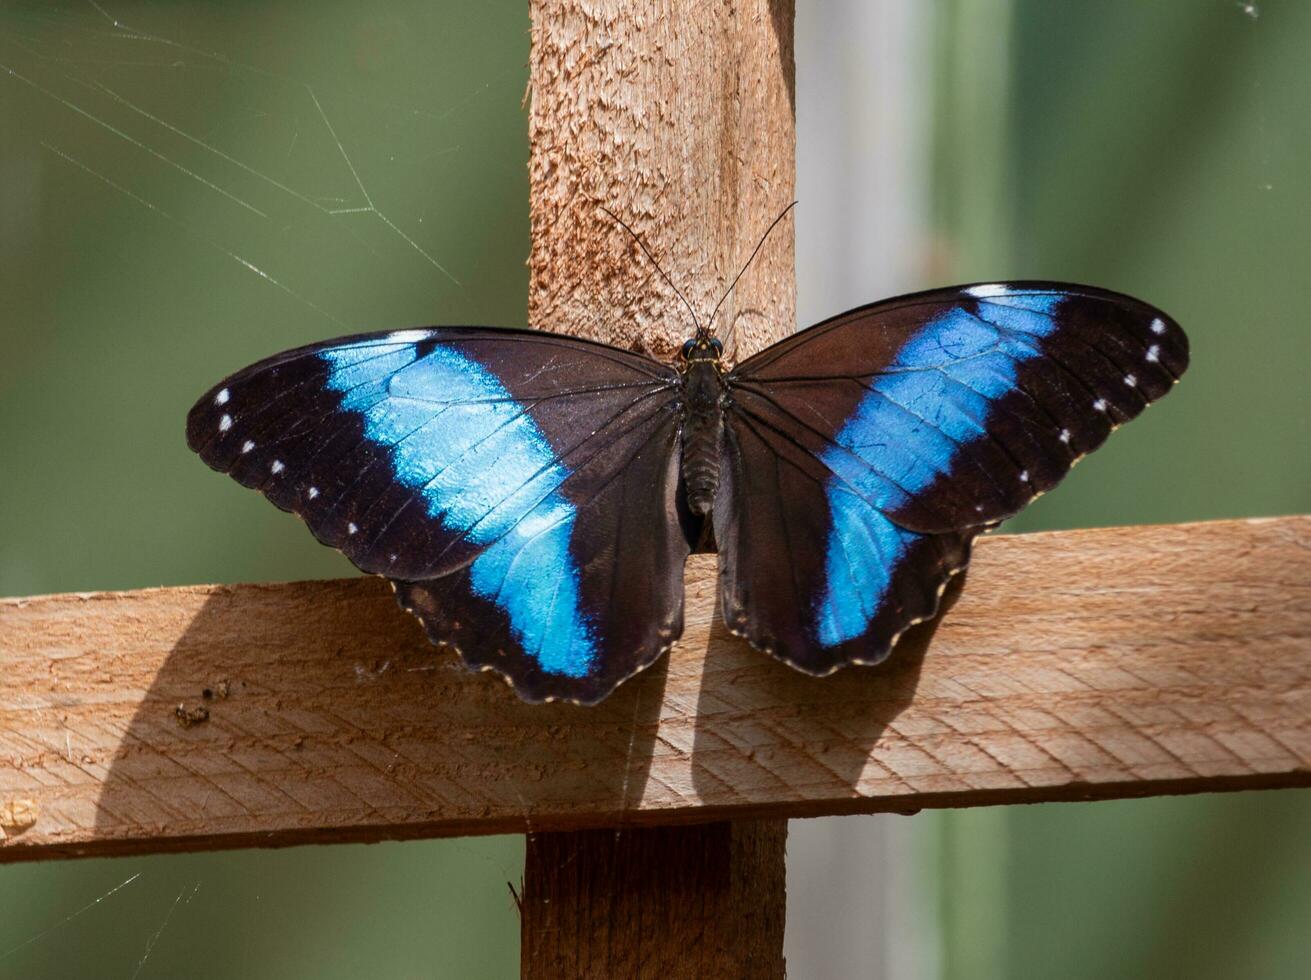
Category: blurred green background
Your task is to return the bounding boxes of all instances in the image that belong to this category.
[1,1,1307,977]
[932,3,1311,979]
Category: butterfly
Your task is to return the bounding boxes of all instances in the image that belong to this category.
[187,281,1188,704]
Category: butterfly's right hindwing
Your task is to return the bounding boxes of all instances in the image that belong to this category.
[714,386,975,674]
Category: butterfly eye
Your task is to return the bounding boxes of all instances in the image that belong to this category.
[709,338,724,355]
[681,339,697,359]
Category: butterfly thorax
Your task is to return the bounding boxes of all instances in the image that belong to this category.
[680,350,726,516]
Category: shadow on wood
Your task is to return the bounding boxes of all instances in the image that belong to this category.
[89,580,665,857]
[84,575,941,858]
[688,574,960,812]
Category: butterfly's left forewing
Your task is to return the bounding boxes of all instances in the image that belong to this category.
[187,327,689,704]
[720,282,1188,673]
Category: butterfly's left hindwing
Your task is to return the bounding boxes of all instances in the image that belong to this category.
[720,282,1188,673]
[187,328,687,704]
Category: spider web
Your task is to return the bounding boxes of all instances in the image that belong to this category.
[0,2,526,977]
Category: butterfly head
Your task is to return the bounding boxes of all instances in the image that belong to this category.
[680,335,724,370]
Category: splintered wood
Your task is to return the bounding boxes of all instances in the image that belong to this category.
[527,0,796,363]
[2,516,1308,861]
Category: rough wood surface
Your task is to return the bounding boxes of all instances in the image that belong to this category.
[525,3,796,974]
[522,821,787,979]
[2,516,1308,862]
[527,0,796,363]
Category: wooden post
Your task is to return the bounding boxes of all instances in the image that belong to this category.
[527,0,797,360]
[524,1,795,975]
[522,822,787,978]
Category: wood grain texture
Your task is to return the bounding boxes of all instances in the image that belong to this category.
[522,821,787,979]
[2,516,1308,862]
[526,3,796,973]
[527,0,796,362]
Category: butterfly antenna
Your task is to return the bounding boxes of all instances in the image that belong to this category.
[706,201,798,337]
[597,205,702,334]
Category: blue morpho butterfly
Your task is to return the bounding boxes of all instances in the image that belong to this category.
[187,218,1188,705]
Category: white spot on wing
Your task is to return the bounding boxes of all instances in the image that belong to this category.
[271,460,284,474]
[1093,398,1108,412]
[1059,428,1071,444]
[348,522,358,535]
[1150,318,1166,334]
[1019,470,1030,483]
[215,388,230,406]
[241,440,256,453]
[965,283,1011,299]
[218,414,232,432]
[307,486,319,499]
[1124,374,1137,387]
[1146,345,1160,362]
[388,329,430,344]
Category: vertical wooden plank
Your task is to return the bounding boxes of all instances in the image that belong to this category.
[524,0,796,975]
[523,823,788,978]
[528,0,796,360]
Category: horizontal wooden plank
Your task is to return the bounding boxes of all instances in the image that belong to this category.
[2,516,1309,862]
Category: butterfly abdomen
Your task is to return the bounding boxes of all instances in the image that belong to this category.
[680,360,726,516]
